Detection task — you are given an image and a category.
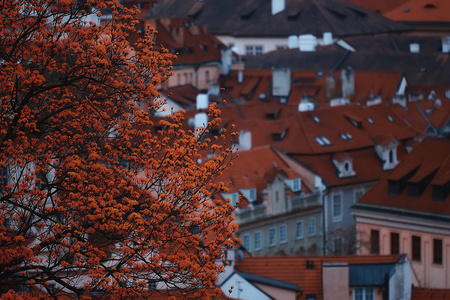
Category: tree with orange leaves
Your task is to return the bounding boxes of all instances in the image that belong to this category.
[0,1,238,299]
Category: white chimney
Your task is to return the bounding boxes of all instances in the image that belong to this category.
[442,36,450,54]
[341,66,354,98]
[238,130,252,151]
[272,67,291,97]
[272,0,285,15]
[298,99,314,111]
[410,43,420,53]
[299,34,317,52]
[194,112,208,137]
[323,32,333,46]
[288,35,299,49]
[196,93,209,110]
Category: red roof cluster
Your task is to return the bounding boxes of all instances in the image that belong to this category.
[236,254,402,300]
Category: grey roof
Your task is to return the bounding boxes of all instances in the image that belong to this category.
[243,48,450,87]
[349,263,395,286]
[149,0,409,37]
[237,271,302,292]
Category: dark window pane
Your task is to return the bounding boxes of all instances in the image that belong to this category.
[370,230,380,254]
[391,232,400,255]
[412,236,421,261]
[434,239,443,265]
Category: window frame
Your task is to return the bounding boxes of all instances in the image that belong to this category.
[269,227,277,246]
[308,217,316,236]
[254,231,262,251]
[243,234,251,252]
[412,235,421,261]
[295,220,304,239]
[332,192,343,221]
[433,238,443,265]
[370,229,380,254]
[279,224,287,244]
[390,232,400,255]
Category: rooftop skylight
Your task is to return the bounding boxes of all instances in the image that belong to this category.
[315,136,331,146]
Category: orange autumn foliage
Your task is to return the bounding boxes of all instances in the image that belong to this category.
[0,1,238,299]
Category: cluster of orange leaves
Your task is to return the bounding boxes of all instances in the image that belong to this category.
[0,0,239,299]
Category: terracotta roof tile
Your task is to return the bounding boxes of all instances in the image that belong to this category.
[384,0,450,23]
[412,287,450,300]
[356,138,450,215]
[236,254,401,300]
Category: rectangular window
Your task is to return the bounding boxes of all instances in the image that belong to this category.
[177,74,181,86]
[243,234,251,252]
[255,46,263,55]
[391,232,400,255]
[334,238,342,255]
[308,217,316,236]
[412,235,421,261]
[306,295,316,300]
[293,178,301,192]
[269,227,276,246]
[276,45,288,50]
[189,72,193,85]
[296,220,304,239]
[254,231,261,250]
[370,230,380,254]
[245,46,254,55]
[332,194,342,219]
[280,224,287,243]
[205,70,210,84]
[433,238,443,265]
[183,73,188,84]
[354,287,374,300]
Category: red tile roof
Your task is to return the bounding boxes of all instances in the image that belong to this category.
[384,0,450,23]
[412,287,450,299]
[219,70,403,108]
[236,255,401,300]
[355,138,450,215]
[390,98,450,134]
[145,18,224,66]
[348,0,409,14]
[216,146,311,208]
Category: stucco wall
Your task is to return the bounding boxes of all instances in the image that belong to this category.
[357,222,450,289]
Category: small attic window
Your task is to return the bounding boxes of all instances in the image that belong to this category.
[367,117,374,124]
[315,136,331,146]
[424,3,437,8]
[240,188,257,203]
[340,133,352,140]
[313,116,321,123]
[285,178,302,192]
[273,130,287,141]
[221,192,239,206]
[387,115,394,122]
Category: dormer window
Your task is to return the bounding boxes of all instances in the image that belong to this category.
[240,188,257,203]
[221,192,239,206]
[285,178,302,192]
[332,154,355,178]
[375,139,399,170]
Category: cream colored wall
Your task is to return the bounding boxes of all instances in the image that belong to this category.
[254,283,297,300]
[166,64,221,90]
[356,222,450,289]
[218,35,289,55]
[323,264,349,300]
